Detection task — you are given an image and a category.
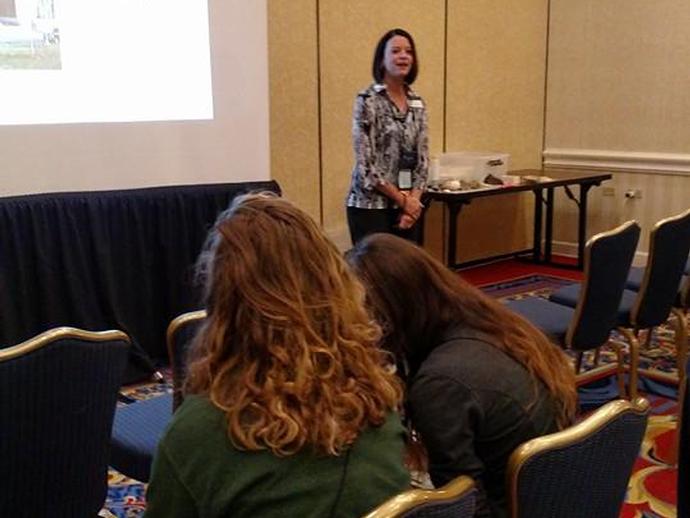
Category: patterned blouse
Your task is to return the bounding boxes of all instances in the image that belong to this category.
[346,83,429,209]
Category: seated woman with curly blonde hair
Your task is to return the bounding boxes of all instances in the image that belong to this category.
[144,194,409,518]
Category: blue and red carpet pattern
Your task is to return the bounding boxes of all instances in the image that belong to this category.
[103,272,681,517]
[623,395,678,518]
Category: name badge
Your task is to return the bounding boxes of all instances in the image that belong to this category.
[398,170,412,189]
[409,99,423,109]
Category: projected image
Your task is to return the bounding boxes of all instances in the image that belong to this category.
[0,0,213,125]
[0,0,60,69]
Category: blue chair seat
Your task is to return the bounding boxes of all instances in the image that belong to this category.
[548,284,581,307]
[625,267,645,291]
[109,393,172,482]
[616,290,640,325]
[505,297,573,344]
[626,268,687,304]
[550,285,640,327]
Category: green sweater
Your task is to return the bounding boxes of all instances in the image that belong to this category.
[144,395,410,518]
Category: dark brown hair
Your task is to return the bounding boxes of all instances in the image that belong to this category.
[372,28,418,84]
[185,194,402,456]
[346,233,577,428]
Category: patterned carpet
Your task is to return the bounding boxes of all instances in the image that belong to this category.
[102,273,682,517]
[622,395,678,518]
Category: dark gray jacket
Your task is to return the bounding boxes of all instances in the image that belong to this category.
[408,327,560,517]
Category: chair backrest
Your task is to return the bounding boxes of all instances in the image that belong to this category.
[566,220,641,350]
[679,357,690,518]
[506,397,649,518]
[631,208,690,328]
[0,327,130,518]
[362,476,476,518]
[166,309,207,411]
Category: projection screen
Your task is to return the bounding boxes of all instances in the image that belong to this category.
[0,0,270,195]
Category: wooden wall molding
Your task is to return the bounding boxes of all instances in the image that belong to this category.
[543,148,690,175]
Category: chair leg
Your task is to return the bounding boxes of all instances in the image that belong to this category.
[593,347,601,367]
[671,362,688,467]
[643,327,654,350]
[668,307,688,467]
[610,341,627,399]
[618,327,640,400]
[672,307,688,385]
[575,352,584,374]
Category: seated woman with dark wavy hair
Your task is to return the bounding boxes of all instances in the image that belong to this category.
[145,194,409,518]
[346,233,577,518]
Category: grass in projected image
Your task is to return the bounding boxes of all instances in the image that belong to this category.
[1,0,61,69]
[0,39,61,69]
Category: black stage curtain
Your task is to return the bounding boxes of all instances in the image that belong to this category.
[0,181,280,383]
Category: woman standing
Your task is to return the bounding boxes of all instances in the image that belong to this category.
[346,28,429,245]
[145,194,409,518]
[347,233,577,518]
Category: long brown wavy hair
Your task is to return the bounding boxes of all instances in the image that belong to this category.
[185,193,402,456]
[346,233,577,428]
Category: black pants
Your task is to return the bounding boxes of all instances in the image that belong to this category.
[347,207,422,246]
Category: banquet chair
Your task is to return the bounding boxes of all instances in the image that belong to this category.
[506,397,649,518]
[678,356,690,518]
[625,262,690,373]
[109,391,173,482]
[625,255,690,313]
[551,209,690,395]
[505,220,640,395]
[362,475,476,518]
[167,309,206,411]
[0,327,129,518]
[109,310,205,482]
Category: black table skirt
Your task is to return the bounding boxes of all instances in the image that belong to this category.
[0,181,280,382]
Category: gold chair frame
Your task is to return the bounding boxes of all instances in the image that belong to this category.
[166,309,207,410]
[617,209,690,399]
[506,397,650,518]
[0,327,130,362]
[563,220,639,397]
[362,475,475,518]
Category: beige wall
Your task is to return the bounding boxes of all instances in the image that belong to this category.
[267,0,321,223]
[546,0,690,152]
[438,0,548,262]
[550,171,690,256]
[319,0,446,247]
[546,0,690,254]
[445,0,548,167]
[0,0,16,17]
[270,0,690,259]
[269,1,549,257]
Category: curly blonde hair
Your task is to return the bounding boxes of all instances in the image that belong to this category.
[185,193,402,456]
